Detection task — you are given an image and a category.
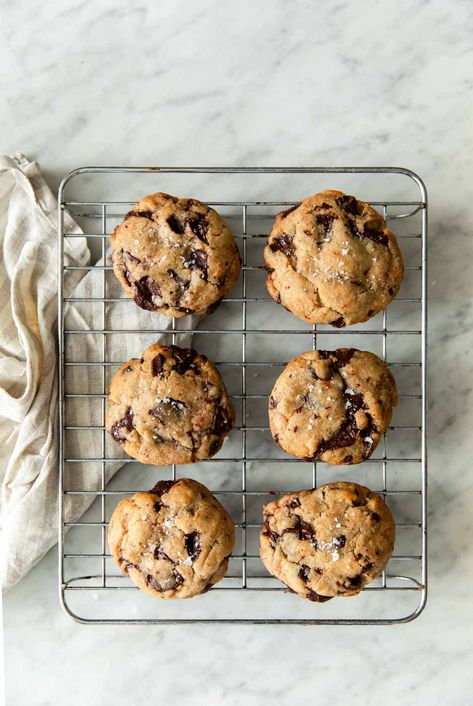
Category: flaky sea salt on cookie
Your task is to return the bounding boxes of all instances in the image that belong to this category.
[260,482,395,601]
[264,190,403,326]
[268,348,397,465]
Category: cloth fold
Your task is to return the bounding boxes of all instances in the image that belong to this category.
[0,155,196,590]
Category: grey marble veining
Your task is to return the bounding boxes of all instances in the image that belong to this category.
[2,0,473,704]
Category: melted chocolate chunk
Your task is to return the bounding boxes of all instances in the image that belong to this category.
[331,316,346,328]
[315,212,337,233]
[185,249,208,280]
[212,405,232,434]
[315,567,324,575]
[119,557,139,573]
[188,214,209,244]
[332,348,355,366]
[122,365,134,374]
[124,209,153,221]
[176,306,194,314]
[149,397,187,421]
[388,287,394,295]
[363,224,388,246]
[153,501,163,512]
[345,207,388,247]
[279,203,300,219]
[343,454,353,463]
[312,382,367,460]
[151,354,165,376]
[307,589,332,603]
[208,438,222,457]
[111,407,134,442]
[361,562,374,574]
[167,215,185,234]
[169,346,198,374]
[205,298,222,315]
[346,575,362,588]
[284,517,317,547]
[167,268,188,294]
[299,519,317,544]
[184,531,201,560]
[150,480,175,496]
[298,565,310,583]
[313,420,357,459]
[263,518,279,548]
[269,396,277,409]
[133,276,162,310]
[173,570,184,587]
[269,234,295,257]
[371,512,381,522]
[351,494,368,507]
[153,546,172,561]
[335,194,359,215]
[333,535,346,548]
[287,497,301,509]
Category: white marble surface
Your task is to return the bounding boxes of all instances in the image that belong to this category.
[3,0,473,704]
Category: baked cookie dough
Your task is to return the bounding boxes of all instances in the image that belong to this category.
[111,192,241,317]
[268,349,397,464]
[109,478,235,599]
[260,482,395,601]
[264,190,404,326]
[106,343,235,465]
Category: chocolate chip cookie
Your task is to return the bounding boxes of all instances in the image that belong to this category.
[105,344,235,465]
[109,478,235,599]
[260,482,395,601]
[111,192,241,317]
[269,349,397,464]
[264,190,404,326]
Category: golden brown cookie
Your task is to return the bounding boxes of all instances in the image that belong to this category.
[264,190,404,326]
[260,482,395,601]
[105,344,235,465]
[111,192,241,317]
[268,349,397,464]
[109,478,235,599]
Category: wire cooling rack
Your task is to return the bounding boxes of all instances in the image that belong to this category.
[57,167,427,624]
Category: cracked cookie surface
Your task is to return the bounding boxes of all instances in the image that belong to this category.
[105,343,235,465]
[268,349,397,464]
[264,190,404,326]
[111,192,241,317]
[260,482,395,601]
[109,478,235,599]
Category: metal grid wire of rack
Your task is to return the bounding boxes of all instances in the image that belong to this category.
[58,167,427,625]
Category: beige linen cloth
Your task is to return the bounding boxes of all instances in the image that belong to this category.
[0,154,196,589]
